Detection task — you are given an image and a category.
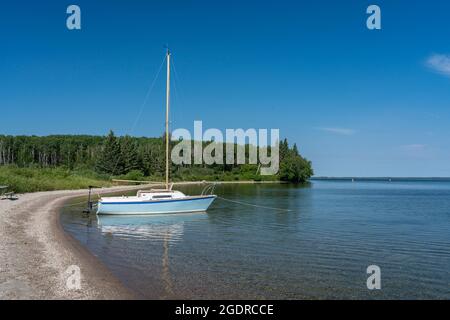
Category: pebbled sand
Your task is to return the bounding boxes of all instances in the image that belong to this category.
[0,185,155,299]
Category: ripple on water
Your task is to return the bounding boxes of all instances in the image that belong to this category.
[61,182,450,299]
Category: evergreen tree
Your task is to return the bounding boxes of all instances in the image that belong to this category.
[95,130,123,175]
[292,143,299,156]
[120,135,140,174]
[279,138,289,163]
[141,139,164,177]
[279,143,313,183]
[0,132,314,183]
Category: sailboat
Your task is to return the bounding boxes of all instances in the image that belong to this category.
[97,50,217,215]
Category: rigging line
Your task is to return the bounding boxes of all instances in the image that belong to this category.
[130,55,167,133]
[108,54,166,180]
[171,57,185,100]
[216,196,292,212]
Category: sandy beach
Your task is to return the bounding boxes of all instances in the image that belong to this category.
[0,181,282,299]
[0,185,152,300]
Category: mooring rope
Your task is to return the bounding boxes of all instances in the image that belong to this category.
[60,187,291,213]
[61,200,92,208]
[62,197,290,212]
[216,196,292,212]
[61,197,99,208]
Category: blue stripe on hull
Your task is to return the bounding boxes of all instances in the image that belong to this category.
[97,196,216,215]
[100,195,216,205]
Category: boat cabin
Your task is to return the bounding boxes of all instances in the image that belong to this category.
[137,189,186,200]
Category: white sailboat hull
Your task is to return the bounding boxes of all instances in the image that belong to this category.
[97,195,216,215]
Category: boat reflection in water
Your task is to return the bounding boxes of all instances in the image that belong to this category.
[96,214,191,242]
[96,212,209,242]
[96,213,207,297]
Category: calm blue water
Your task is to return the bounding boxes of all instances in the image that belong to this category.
[61,181,450,299]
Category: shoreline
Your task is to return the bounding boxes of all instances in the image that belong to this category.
[111,179,287,185]
[0,180,284,299]
[0,185,153,299]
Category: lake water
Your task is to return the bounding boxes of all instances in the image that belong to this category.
[60,181,450,299]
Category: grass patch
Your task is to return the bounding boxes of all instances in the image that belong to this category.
[0,164,279,193]
[0,166,112,193]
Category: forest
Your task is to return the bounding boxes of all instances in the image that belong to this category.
[0,132,313,192]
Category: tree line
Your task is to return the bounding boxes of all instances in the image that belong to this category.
[0,132,313,182]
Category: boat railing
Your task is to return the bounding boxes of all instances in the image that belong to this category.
[201,182,218,196]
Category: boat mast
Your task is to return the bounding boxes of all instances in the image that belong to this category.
[165,49,171,190]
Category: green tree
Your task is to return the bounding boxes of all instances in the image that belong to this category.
[0,132,314,183]
[279,138,289,163]
[141,138,164,177]
[95,130,123,175]
[292,143,299,156]
[278,140,313,183]
[120,135,140,174]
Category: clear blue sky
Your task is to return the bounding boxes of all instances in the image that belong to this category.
[1,0,450,177]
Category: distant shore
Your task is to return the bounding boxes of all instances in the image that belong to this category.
[311,177,450,182]
[112,179,287,185]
